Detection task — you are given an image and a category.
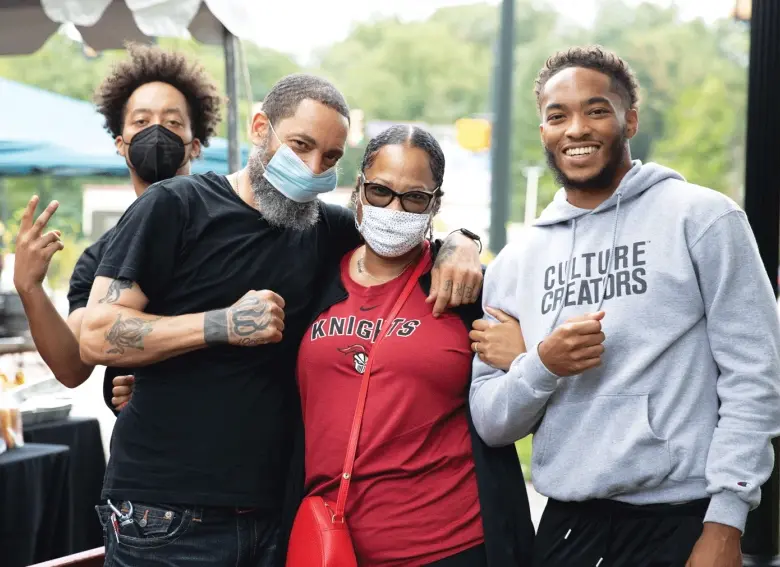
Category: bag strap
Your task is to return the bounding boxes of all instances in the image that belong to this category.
[332,243,431,522]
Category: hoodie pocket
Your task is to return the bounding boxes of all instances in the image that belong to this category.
[533,394,672,500]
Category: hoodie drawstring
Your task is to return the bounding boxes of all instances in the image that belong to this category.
[596,191,623,312]
[547,217,578,334]
[546,191,623,334]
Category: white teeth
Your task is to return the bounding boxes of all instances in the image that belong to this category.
[565,146,598,156]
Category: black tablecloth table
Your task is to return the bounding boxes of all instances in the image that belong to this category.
[0,443,71,567]
[23,417,107,555]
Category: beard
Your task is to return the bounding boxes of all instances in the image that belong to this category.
[246,139,320,231]
[545,132,627,191]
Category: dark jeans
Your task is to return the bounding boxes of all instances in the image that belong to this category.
[533,498,709,567]
[96,501,279,567]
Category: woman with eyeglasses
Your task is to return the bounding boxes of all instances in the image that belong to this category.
[286,125,535,566]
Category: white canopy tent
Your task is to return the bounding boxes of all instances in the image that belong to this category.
[0,0,259,170]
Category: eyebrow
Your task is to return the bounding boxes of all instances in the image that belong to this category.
[545,96,613,114]
[289,132,317,145]
[367,177,433,192]
[288,131,345,158]
[584,96,612,106]
[131,108,184,116]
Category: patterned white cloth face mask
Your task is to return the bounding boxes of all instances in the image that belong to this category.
[356,200,431,258]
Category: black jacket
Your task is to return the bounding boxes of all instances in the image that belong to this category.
[278,249,535,566]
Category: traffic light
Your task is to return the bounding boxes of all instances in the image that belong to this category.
[455,118,491,152]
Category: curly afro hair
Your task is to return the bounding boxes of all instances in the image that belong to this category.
[95,43,222,146]
[534,45,640,113]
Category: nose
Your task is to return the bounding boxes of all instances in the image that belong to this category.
[387,195,405,212]
[565,113,591,139]
[302,152,329,175]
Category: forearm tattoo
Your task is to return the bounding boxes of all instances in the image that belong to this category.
[204,296,272,346]
[204,309,229,345]
[105,313,158,355]
[99,278,134,304]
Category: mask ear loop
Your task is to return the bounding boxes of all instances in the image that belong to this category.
[353,174,365,231]
[426,187,440,241]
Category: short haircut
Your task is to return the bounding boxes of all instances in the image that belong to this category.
[535,45,640,112]
[262,73,350,126]
[95,43,222,145]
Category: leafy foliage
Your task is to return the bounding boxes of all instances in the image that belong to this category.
[0,1,749,284]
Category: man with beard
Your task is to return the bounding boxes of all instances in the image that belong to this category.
[469,46,780,567]
[78,73,483,567]
[13,43,221,406]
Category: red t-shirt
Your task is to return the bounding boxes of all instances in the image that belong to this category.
[296,247,484,566]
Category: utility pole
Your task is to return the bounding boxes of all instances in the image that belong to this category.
[488,0,515,253]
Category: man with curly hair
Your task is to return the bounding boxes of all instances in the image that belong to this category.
[469,45,780,566]
[13,43,221,404]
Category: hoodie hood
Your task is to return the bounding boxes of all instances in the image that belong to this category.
[535,160,685,227]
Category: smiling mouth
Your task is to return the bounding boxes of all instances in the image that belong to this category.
[564,146,599,157]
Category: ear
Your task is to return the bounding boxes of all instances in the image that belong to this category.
[250,111,271,146]
[190,138,202,160]
[354,195,364,224]
[625,108,639,140]
[115,135,127,158]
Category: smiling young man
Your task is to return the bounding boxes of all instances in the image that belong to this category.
[469,46,780,567]
[77,73,483,567]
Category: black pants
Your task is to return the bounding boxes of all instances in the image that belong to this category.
[533,498,709,567]
[426,544,488,567]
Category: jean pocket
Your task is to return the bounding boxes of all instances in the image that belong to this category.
[112,502,194,550]
[95,504,113,528]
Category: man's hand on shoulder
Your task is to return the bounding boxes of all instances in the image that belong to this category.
[204,290,285,347]
[685,522,742,567]
[427,231,483,316]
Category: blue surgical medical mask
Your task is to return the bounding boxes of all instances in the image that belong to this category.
[261,125,338,203]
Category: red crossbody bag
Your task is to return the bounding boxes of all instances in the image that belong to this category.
[285,245,430,567]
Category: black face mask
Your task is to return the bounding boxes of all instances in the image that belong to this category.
[126,125,190,184]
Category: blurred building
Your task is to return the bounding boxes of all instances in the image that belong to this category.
[81,184,135,239]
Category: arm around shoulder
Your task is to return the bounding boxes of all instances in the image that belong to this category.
[469,244,560,446]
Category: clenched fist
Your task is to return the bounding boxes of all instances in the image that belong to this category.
[112,375,134,411]
[204,290,285,347]
[538,311,606,377]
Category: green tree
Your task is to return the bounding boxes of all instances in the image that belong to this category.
[317,18,492,124]
[652,74,746,199]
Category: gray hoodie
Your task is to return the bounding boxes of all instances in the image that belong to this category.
[470,161,780,532]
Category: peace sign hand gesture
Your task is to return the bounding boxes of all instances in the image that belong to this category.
[14,196,63,294]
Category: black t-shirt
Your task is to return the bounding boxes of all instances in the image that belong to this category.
[68,229,125,416]
[95,172,360,508]
[67,228,113,314]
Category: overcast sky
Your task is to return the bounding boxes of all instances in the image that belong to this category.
[248,0,737,62]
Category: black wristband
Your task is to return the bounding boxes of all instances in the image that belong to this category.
[449,228,483,253]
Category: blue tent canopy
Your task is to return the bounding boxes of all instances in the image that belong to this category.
[0,77,248,176]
